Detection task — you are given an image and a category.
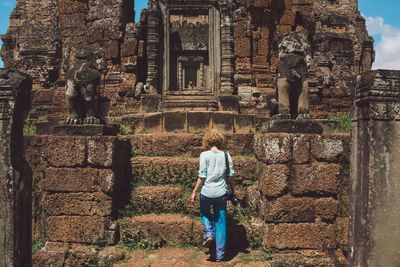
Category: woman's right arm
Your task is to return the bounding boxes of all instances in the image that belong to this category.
[191,178,205,203]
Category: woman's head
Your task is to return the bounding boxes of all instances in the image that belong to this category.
[203,129,225,150]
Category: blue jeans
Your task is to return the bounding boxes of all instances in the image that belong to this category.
[199,194,227,260]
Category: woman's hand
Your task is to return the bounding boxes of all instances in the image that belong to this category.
[191,192,196,204]
[191,178,204,204]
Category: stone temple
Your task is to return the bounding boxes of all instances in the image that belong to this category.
[1,0,373,123]
[5,1,400,267]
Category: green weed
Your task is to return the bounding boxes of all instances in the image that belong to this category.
[32,236,45,254]
[121,229,166,251]
[94,237,108,249]
[264,247,274,261]
[23,120,36,135]
[327,112,350,133]
[232,205,259,223]
[248,234,263,249]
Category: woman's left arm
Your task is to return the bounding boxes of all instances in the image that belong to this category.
[227,153,235,191]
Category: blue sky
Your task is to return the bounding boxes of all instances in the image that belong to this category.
[0,0,399,69]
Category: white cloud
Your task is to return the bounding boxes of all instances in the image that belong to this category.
[366,16,400,70]
[1,1,12,7]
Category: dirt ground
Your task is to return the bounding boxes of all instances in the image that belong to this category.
[114,247,272,267]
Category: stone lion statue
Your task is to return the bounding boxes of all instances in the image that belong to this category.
[64,46,107,124]
[276,32,312,119]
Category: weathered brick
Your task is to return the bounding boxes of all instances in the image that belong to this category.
[44,137,86,167]
[163,111,187,133]
[131,186,182,213]
[279,10,295,25]
[87,137,117,167]
[130,133,202,156]
[254,134,291,164]
[225,134,254,155]
[234,114,255,134]
[105,40,120,59]
[121,38,138,57]
[46,216,107,243]
[336,217,348,246]
[315,197,339,221]
[143,113,163,134]
[212,112,234,133]
[59,0,87,14]
[234,20,248,38]
[187,111,212,133]
[59,13,86,29]
[311,135,344,161]
[266,223,336,250]
[292,163,341,196]
[46,168,97,192]
[293,134,310,164]
[46,192,112,216]
[252,0,270,8]
[120,214,194,244]
[259,164,289,198]
[261,195,315,223]
[257,38,270,57]
[87,23,104,43]
[235,38,251,57]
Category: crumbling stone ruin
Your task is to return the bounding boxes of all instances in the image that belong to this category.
[2,0,392,266]
[1,0,373,120]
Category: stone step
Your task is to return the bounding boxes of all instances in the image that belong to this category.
[108,112,260,134]
[118,213,263,248]
[128,185,259,217]
[130,156,259,188]
[166,90,215,97]
[130,133,255,156]
[163,95,217,101]
[160,99,219,111]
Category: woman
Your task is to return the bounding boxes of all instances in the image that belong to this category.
[191,129,235,262]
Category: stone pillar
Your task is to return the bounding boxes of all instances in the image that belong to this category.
[220,15,235,95]
[209,4,221,94]
[146,0,160,94]
[350,70,400,266]
[0,69,32,266]
[178,61,183,91]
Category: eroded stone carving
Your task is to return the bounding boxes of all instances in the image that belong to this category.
[276,32,312,119]
[64,46,107,124]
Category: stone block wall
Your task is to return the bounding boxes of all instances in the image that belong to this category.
[24,135,132,245]
[254,133,349,256]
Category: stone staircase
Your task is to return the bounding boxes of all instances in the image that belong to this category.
[117,133,263,251]
[160,90,219,111]
[30,132,348,266]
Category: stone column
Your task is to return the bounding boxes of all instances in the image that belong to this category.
[0,69,32,266]
[200,62,204,89]
[178,60,183,91]
[146,0,160,95]
[220,15,235,95]
[350,70,400,266]
[209,4,221,93]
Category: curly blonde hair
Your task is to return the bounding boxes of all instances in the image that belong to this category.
[202,129,225,150]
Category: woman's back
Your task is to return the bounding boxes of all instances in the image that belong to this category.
[198,150,234,198]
